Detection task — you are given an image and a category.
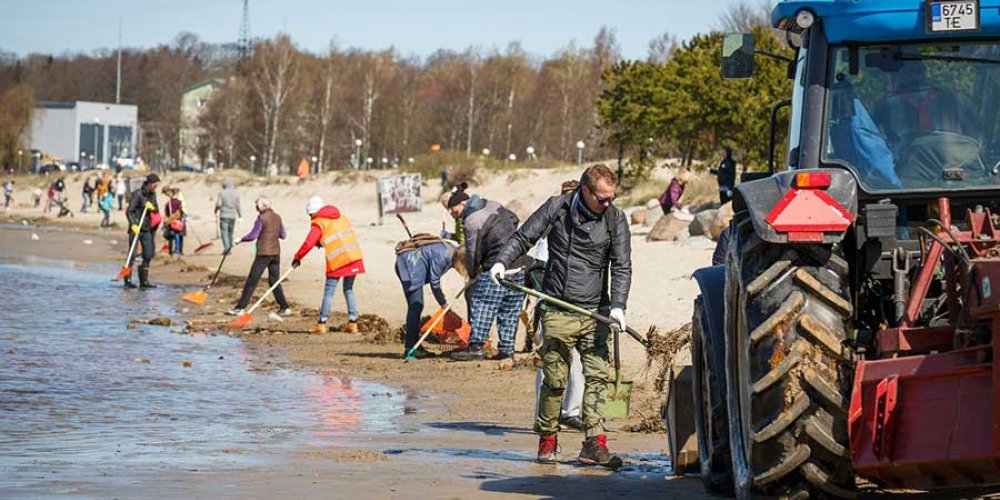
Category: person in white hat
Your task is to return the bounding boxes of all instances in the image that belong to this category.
[292,196,365,334]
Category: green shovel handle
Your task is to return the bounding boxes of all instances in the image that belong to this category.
[497,277,649,348]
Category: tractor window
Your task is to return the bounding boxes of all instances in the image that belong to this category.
[823,42,1000,192]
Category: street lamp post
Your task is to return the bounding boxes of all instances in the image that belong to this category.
[250,154,257,175]
[18,150,23,173]
[526,146,535,161]
[508,153,517,162]
[354,139,363,169]
[576,140,585,166]
[311,155,318,176]
[380,157,388,170]
[365,157,373,170]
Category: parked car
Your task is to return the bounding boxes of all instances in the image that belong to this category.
[33,163,63,175]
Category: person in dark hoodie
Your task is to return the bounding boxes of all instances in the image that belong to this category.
[292,196,365,334]
[395,238,466,360]
[446,185,527,361]
[124,173,161,289]
[710,146,736,204]
[228,197,292,316]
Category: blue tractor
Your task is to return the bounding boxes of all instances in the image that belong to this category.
[691,0,1000,497]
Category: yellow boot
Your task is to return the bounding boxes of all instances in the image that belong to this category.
[309,323,328,335]
[346,321,359,334]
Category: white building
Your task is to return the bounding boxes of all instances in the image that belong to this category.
[31,101,138,167]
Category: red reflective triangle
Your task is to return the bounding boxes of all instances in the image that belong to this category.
[765,189,853,233]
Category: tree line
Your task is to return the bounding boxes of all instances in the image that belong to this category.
[0,1,788,175]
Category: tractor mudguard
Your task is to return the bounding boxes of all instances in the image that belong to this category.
[692,265,726,342]
[732,168,858,245]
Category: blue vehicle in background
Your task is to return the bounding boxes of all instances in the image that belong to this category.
[689,1,1000,497]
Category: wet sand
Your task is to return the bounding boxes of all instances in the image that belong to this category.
[0,221,707,498]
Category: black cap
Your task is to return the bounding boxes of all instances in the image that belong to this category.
[146,173,160,184]
[446,182,470,208]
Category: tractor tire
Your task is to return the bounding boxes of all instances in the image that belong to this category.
[725,221,856,499]
[692,296,733,493]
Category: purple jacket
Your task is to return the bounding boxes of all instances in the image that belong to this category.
[659,178,684,210]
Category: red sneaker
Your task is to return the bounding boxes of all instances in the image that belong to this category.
[537,434,558,464]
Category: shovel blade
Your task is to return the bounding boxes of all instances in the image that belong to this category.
[115,266,131,281]
[603,381,633,420]
[227,313,252,331]
[194,241,214,254]
[182,289,207,305]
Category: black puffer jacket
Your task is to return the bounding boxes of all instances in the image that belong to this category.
[496,192,632,310]
[126,183,159,233]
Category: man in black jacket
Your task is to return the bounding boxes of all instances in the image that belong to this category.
[446,186,526,361]
[125,173,161,289]
[710,146,736,204]
[492,164,632,466]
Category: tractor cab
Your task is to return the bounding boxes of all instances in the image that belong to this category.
[687,1,1000,498]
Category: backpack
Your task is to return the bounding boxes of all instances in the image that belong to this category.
[394,233,446,255]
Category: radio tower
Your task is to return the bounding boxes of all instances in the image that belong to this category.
[237,0,251,73]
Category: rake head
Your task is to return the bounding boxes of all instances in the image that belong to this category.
[160,242,170,254]
[227,313,253,331]
[115,266,131,281]
[182,289,207,305]
[194,241,214,254]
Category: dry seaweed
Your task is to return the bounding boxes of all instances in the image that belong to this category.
[646,322,692,392]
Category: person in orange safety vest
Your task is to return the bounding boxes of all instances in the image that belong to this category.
[293,196,365,334]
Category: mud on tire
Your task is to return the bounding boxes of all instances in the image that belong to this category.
[727,222,856,499]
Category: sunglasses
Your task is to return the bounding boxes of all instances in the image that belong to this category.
[584,185,616,206]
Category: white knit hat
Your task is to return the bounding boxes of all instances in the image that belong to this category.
[306,196,324,215]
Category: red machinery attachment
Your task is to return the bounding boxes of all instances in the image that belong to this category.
[765,172,853,242]
[850,198,1000,488]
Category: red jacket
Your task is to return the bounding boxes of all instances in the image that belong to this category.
[294,205,366,278]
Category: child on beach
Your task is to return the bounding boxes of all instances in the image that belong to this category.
[99,189,114,227]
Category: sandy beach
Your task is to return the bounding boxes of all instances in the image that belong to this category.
[1,166,713,497]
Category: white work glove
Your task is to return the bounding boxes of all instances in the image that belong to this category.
[609,308,627,332]
[489,262,506,285]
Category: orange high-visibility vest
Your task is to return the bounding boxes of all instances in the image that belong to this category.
[314,215,363,273]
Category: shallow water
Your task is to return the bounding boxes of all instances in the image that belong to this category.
[0,258,406,495]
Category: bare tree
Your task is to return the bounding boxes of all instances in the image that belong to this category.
[647,33,680,64]
[250,35,297,170]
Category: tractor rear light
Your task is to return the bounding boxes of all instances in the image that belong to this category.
[794,172,831,189]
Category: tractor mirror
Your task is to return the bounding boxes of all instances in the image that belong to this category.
[722,33,756,79]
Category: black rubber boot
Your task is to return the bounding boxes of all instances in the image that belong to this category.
[139,267,157,289]
[449,344,484,361]
[123,273,137,289]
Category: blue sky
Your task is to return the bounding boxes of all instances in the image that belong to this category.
[0,0,752,60]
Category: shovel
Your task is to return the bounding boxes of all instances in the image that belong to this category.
[115,205,149,281]
[497,277,643,419]
[188,221,214,254]
[227,266,296,330]
[182,249,231,305]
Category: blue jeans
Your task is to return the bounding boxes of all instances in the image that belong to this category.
[219,218,235,253]
[320,275,358,323]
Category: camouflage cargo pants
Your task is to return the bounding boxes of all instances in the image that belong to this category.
[534,309,610,438]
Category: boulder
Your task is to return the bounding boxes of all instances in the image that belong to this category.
[646,198,661,211]
[630,209,649,226]
[643,209,664,227]
[709,202,735,240]
[688,210,718,237]
[647,214,691,242]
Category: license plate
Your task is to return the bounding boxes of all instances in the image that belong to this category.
[927,0,980,33]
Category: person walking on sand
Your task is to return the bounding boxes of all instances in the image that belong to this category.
[228,197,292,316]
[99,187,114,227]
[710,146,736,204]
[124,173,162,289]
[446,184,528,362]
[395,238,465,359]
[215,179,241,254]
[493,164,632,466]
[80,178,94,213]
[164,187,185,255]
[3,179,13,210]
[32,187,42,209]
[116,175,126,211]
[291,196,364,334]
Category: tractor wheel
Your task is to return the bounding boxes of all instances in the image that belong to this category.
[725,222,856,499]
[692,296,733,493]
